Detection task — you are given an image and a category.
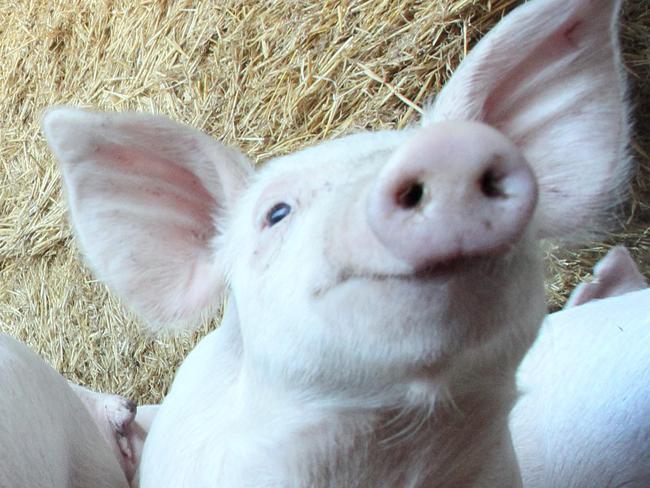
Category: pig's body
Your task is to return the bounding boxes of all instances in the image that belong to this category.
[0,333,129,488]
[513,288,650,488]
[43,0,643,485]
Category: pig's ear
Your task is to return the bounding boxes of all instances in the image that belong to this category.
[424,0,630,240]
[43,107,253,331]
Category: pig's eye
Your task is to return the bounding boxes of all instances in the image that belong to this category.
[266,202,292,227]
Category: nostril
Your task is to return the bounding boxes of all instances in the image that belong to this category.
[396,180,425,209]
[479,167,507,199]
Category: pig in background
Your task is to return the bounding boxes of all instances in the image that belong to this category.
[67,381,149,486]
[0,332,145,487]
[513,247,649,487]
[42,0,649,486]
[565,246,648,308]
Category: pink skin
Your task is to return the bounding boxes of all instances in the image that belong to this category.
[367,122,538,268]
[68,383,147,487]
[0,334,130,488]
[566,246,648,308]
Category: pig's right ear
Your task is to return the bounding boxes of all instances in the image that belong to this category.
[43,107,253,331]
[424,0,630,242]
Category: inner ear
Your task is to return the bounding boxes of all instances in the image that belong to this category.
[43,107,253,331]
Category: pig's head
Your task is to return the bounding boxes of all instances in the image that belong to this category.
[43,0,629,403]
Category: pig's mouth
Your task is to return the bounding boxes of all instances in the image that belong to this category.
[311,256,483,299]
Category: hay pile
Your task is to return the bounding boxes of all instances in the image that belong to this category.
[0,0,648,404]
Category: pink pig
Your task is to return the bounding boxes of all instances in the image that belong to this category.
[43,0,648,486]
[68,382,148,486]
[0,333,143,487]
[513,248,649,488]
[565,246,648,308]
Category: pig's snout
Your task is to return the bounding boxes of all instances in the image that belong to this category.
[367,122,538,269]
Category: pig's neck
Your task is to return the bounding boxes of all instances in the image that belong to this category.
[143,308,522,487]
[238,366,522,487]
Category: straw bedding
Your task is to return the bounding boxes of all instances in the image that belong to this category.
[0,0,648,404]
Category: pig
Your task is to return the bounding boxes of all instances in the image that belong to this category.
[512,250,650,488]
[0,333,142,487]
[68,382,147,485]
[565,245,648,308]
[42,0,642,486]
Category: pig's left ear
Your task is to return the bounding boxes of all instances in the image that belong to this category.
[424,0,631,240]
[43,108,253,331]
